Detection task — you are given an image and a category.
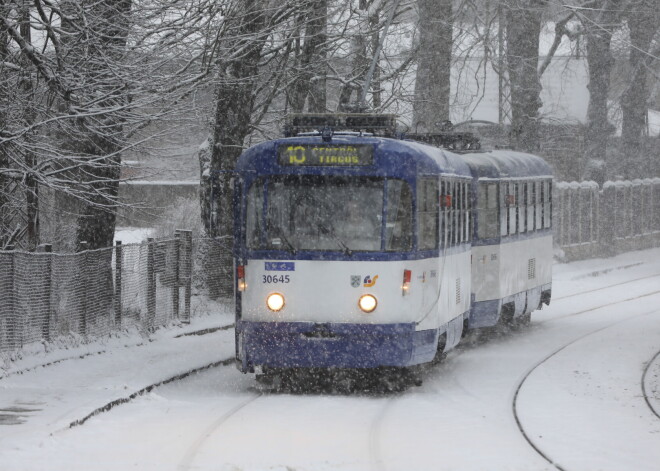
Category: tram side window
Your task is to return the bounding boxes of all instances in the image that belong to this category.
[535,181,543,229]
[519,183,527,233]
[454,180,460,245]
[508,182,517,235]
[440,179,452,246]
[455,181,462,244]
[543,180,552,228]
[461,182,467,242]
[385,180,413,251]
[463,181,470,242]
[478,182,499,239]
[500,183,508,236]
[451,180,458,245]
[417,178,439,250]
[462,181,471,242]
[245,178,265,248]
[527,181,535,231]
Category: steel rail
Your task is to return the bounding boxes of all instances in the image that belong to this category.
[641,348,660,420]
[512,306,660,471]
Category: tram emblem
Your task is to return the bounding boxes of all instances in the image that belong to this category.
[350,276,361,288]
[363,275,379,287]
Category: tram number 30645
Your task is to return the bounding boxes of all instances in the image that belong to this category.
[262,275,291,284]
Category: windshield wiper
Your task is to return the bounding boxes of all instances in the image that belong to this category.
[319,223,352,256]
[270,228,296,254]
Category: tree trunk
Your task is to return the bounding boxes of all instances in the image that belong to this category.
[19,4,39,251]
[0,2,12,247]
[307,0,328,113]
[505,0,543,152]
[338,1,370,110]
[620,0,657,178]
[412,0,452,132]
[369,7,381,110]
[60,0,132,250]
[286,0,328,114]
[582,1,621,184]
[202,0,269,298]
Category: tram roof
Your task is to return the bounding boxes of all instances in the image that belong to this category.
[460,150,553,180]
[235,135,473,179]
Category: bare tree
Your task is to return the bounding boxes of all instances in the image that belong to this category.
[620,0,658,177]
[504,0,545,152]
[412,0,452,131]
[1,0,221,250]
[286,0,329,113]
[55,0,133,250]
[578,0,624,183]
[199,0,304,297]
[337,1,373,110]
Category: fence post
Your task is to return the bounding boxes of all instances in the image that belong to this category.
[600,183,615,256]
[655,179,660,247]
[3,246,17,351]
[78,241,88,336]
[172,231,181,320]
[37,244,53,342]
[182,230,192,324]
[114,241,122,327]
[147,238,156,328]
[594,184,600,253]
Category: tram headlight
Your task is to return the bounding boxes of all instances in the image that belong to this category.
[266,293,285,312]
[358,294,378,313]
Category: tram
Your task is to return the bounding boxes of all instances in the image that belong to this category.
[227,114,552,376]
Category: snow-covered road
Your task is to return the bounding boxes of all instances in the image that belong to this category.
[2,249,660,471]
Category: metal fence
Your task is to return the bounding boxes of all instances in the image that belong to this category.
[0,231,232,354]
[2,179,659,353]
[554,178,660,260]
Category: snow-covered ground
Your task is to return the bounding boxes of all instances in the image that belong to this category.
[1,248,660,471]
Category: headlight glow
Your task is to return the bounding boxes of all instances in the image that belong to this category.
[358,294,378,313]
[266,293,285,312]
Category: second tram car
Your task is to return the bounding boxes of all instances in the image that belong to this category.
[228,114,553,376]
[463,151,553,328]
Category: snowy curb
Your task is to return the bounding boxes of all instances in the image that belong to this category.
[66,356,236,430]
[1,316,233,380]
[571,262,645,280]
[0,348,133,381]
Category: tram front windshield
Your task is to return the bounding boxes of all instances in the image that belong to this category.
[246,176,412,252]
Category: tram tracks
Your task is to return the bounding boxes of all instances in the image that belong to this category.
[553,272,660,302]
[512,303,660,471]
[368,394,403,471]
[642,349,660,421]
[539,287,660,325]
[362,273,660,471]
[176,393,262,471]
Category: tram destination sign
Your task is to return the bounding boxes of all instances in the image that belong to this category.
[278,144,373,167]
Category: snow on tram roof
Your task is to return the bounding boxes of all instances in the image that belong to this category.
[460,150,553,180]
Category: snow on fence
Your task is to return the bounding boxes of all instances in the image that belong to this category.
[0,231,230,354]
[554,179,660,260]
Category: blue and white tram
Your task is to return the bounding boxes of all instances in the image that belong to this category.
[462,151,553,328]
[232,131,474,373]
